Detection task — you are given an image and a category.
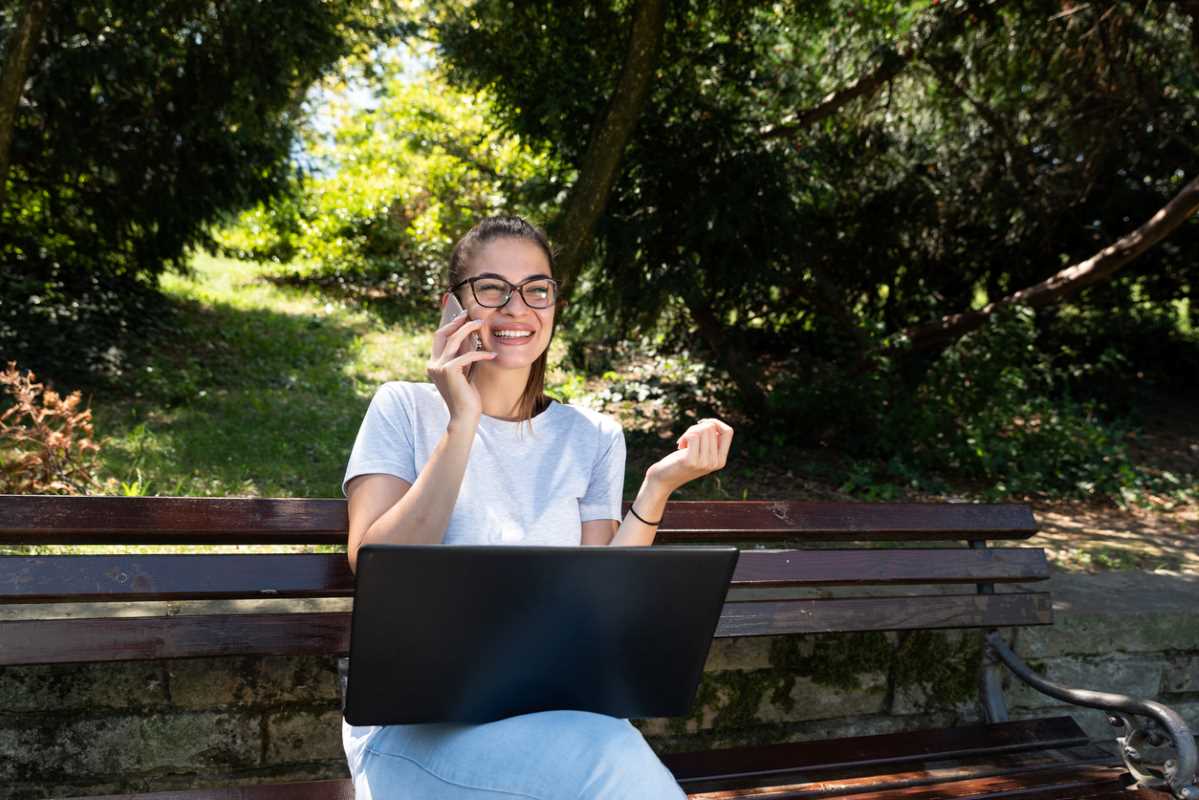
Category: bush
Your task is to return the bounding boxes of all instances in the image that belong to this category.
[0,362,101,494]
[853,305,1191,503]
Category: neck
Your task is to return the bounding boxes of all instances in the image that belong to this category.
[471,363,534,420]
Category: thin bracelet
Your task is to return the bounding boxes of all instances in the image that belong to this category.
[628,504,662,526]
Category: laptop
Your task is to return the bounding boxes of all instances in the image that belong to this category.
[343,544,740,725]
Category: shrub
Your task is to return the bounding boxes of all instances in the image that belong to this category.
[0,362,101,494]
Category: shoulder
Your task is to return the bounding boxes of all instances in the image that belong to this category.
[372,381,438,407]
[366,381,441,421]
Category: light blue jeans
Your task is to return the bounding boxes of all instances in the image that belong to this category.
[342,712,687,799]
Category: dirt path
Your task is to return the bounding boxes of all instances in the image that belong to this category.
[1033,499,1198,574]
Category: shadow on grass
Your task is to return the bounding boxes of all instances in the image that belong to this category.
[87,291,375,499]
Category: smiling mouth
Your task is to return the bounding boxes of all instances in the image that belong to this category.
[493,336,532,347]
[492,331,534,345]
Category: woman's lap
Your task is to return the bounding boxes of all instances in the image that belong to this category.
[343,711,685,800]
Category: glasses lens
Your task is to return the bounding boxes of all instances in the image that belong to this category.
[521,279,556,308]
[474,279,510,307]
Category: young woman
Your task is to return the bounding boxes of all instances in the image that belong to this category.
[341,215,733,799]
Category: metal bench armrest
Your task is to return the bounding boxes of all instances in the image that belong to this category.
[986,631,1197,799]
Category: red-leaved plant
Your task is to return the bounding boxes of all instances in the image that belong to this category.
[0,361,100,494]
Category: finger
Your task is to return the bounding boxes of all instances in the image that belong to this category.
[444,350,497,372]
[442,319,485,360]
[699,427,716,467]
[716,423,734,463]
[432,310,469,356]
[435,309,469,337]
[689,432,707,468]
[677,423,703,447]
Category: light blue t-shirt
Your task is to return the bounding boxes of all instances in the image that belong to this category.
[342,381,626,545]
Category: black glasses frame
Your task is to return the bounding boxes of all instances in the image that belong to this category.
[450,276,560,309]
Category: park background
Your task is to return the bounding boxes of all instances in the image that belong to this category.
[2,0,1199,795]
[2,0,1196,571]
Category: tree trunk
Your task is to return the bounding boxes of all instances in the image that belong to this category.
[903,172,1199,351]
[552,0,666,296]
[0,0,51,213]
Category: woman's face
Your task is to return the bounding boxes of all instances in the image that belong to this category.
[458,237,555,371]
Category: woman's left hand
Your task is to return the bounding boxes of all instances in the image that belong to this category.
[646,418,734,494]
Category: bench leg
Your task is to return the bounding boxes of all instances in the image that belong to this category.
[979,630,1009,723]
[986,630,1198,800]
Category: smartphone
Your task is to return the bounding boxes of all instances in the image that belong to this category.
[439,292,485,381]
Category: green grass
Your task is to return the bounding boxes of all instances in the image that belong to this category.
[91,252,434,498]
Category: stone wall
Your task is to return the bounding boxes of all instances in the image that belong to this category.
[2,571,1195,799]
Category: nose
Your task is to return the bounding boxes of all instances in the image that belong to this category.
[500,288,536,314]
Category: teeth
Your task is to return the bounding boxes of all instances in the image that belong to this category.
[495,331,531,338]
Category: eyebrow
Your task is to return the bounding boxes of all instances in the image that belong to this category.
[475,272,553,282]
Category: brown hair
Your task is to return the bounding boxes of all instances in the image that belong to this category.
[448,215,559,436]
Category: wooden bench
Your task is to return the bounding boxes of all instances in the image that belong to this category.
[0,495,1195,799]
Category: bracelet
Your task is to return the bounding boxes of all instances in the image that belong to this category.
[628,504,662,526]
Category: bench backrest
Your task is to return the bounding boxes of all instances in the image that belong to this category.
[0,496,1049,666]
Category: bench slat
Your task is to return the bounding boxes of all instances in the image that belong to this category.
[715,593,1052,637]
[0,593,1050,665]
[0,548,1049,603]
[690,764,1130,799]
[662,715,1090,782]
[0,496,1036,544]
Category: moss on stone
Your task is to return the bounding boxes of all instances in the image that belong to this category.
[670,668,789,735]
[892,630,983,706]
[769,632,895,691]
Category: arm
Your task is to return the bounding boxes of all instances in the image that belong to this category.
[346,419,479,573]
[579,475,670,546]
[346,309,494,572]
[601,417,735,548]
[611,475,671,546]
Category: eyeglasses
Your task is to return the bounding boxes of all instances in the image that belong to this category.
[450,276,559,309]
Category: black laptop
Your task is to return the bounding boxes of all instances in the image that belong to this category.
[343,544,740,725]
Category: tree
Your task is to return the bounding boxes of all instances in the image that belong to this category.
[432,0,1199,428]
[0,0,406,379]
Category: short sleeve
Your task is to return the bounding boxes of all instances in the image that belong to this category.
[342,383,418,496]
[578,417,626,522]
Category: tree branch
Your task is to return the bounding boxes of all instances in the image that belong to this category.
[901,172,1199,351]
[552,0,666,296]
[0,0,51,213]
[761,0,1004,141]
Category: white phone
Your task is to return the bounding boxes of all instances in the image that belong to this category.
[439,292,484,381]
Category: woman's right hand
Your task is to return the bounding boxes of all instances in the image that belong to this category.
[427,311,496,423]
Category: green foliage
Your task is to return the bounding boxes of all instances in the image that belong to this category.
[421,0,1199,504]
[430,0,1199,382]
[0,0,406,382]
[837,306,1197,503]
[212,52,564,315]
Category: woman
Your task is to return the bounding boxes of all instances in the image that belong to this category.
[341,215,734,799]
